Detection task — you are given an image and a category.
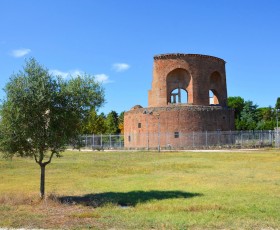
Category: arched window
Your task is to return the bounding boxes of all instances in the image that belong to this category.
[166,68,191,104]
[209,89,219,105]
[209,71,222,105]
[170,88,188,104]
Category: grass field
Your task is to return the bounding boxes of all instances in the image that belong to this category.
[0,149,280,229]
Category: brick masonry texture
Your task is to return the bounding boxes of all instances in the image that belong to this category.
[124,53,235,148]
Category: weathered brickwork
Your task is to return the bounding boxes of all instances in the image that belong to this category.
[149,54,228,107]
[124,53,234,149]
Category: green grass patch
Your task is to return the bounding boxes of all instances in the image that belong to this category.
[0,150,280,229]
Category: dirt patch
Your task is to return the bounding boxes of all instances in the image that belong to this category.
[0,194,105,229]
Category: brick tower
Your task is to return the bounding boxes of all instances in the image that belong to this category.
[124,53,234,149]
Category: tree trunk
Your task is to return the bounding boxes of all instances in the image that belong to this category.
[40,164,45,199]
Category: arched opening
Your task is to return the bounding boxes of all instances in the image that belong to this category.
[170,88,188,104]
[209,89,219,105]
[209,71,222,105]
[166,68,191,104]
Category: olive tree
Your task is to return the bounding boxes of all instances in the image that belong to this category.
[0,58,105,198]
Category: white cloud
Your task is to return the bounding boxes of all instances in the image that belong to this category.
[49,69,69,78]
[49,69,83,79]
[95,74,113,84]
[49,69,112,84]
[112,63,130,72]
[71,70,83,78]
[10,48,31,58]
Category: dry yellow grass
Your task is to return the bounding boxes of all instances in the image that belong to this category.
[0,149,280,229]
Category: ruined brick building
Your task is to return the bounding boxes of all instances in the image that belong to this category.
[124,53,234,149]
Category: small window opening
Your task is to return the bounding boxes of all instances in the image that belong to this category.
[209,90,219,105]
[170,88,188,104]
[174,132,180,138]
[138,123,141,128]
[209,90,214,104]
[128,135,131,142]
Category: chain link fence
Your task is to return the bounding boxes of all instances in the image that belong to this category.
[79,134,124,150]
[74,130,280,150]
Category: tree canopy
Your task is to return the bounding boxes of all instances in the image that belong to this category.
[0,58,105,198]
[228,96,279,130]
[82,109,107,134]
[118,111,125,134]
[236,100,258,130]
[81,110,125,135]
[276,97,280,109]
[105,110,120,134]
[227,96,245,119]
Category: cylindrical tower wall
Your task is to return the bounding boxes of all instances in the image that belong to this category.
[125,53,234,149]
[148,54,227,107]
[124,106,235,148]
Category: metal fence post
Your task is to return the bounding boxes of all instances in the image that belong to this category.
[101,134,103,148]
[230,130,233,145]
[192,131,195,148]
[241,131,243,148]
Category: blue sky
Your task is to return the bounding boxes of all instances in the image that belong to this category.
[1,0,280,114]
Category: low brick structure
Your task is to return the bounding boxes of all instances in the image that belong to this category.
[124,53,234,149]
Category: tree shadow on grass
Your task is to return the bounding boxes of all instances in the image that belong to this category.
[58,190,202,208]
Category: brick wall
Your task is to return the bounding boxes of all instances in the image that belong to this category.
[148,54,227,107]
[124,105,234,148]
[124,53,234,149]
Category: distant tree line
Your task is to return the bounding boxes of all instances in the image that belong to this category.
[82,110,124,135]
[227,96,280,130]
[84,96,280,135]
